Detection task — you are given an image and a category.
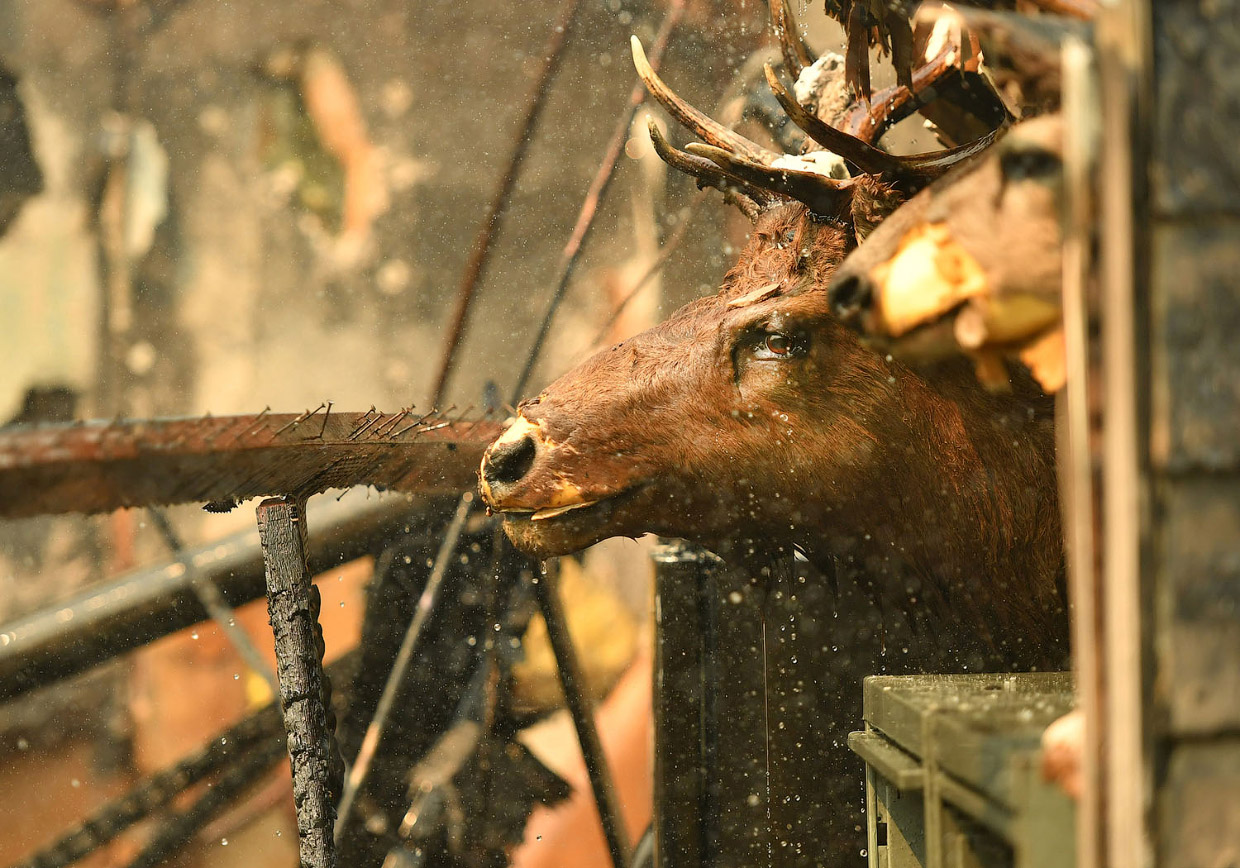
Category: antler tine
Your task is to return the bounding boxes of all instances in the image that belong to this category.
[769,0,815,80]
[631,36,777,166]
[765,62,1004,180]
[685,143,856,220]
[896,125,1006,175]
[837,31,983,144]
[646,119,777,213]
[763,63,904,176]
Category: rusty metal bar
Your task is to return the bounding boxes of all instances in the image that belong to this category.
[257,497,342,868]
[512,0,685,401]
[0,491,413,702]
[0,413,501,518]
[532,563,633,868]
[430,0,584,406]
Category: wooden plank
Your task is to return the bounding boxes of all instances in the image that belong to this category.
[1159,739,1240,868]
[1150,224,1240,472]
[1158,478,1240,734]
[1150,0,1240,217]
[0,413,502,517]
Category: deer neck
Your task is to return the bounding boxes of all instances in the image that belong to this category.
[799,375,1062,633]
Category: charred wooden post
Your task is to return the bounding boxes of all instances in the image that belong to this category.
[256,497,343,868]
[651,542,713,867]
[651,542,770,868]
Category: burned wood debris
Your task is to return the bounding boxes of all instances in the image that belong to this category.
[0,411,503,519]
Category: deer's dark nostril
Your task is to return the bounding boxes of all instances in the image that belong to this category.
[828,273,874,324]
[484,434,537,486]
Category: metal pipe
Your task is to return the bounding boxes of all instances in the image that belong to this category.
[0,491,419,702]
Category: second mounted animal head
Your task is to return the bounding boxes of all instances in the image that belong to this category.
[825,8,1093,392]
[828,115,1066,390]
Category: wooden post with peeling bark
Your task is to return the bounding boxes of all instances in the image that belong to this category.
[256,497,342,868]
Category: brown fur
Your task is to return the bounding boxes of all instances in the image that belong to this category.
[482,203,1065,641]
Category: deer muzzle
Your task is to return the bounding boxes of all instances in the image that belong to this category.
[479,416,594,518]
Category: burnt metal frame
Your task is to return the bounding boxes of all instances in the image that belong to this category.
[0,425,630,868]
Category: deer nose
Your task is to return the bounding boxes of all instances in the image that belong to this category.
[828,272,874,326]
[482,433,537,488]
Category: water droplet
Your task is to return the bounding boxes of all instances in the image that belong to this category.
[71,778,81,788]
[191,631,199,640]
[221,838,229,847]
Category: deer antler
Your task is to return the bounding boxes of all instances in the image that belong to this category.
[763,63,906,175]
[766,63,1004,180]
[645,118,777,218]
[685,143,858,220]
[634,36,856,220]
[828,0,1096,99]
[631,36,777,167]
[633,0,1013,223]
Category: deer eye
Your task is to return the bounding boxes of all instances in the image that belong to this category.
[766,334,792,354]
[753,331,805,360]
[999,146,1061,183]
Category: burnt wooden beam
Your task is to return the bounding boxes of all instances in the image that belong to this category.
[257,497,343,868]
[0,411,502,518]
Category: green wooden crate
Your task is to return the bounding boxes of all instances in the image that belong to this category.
[849,673,1076,868]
